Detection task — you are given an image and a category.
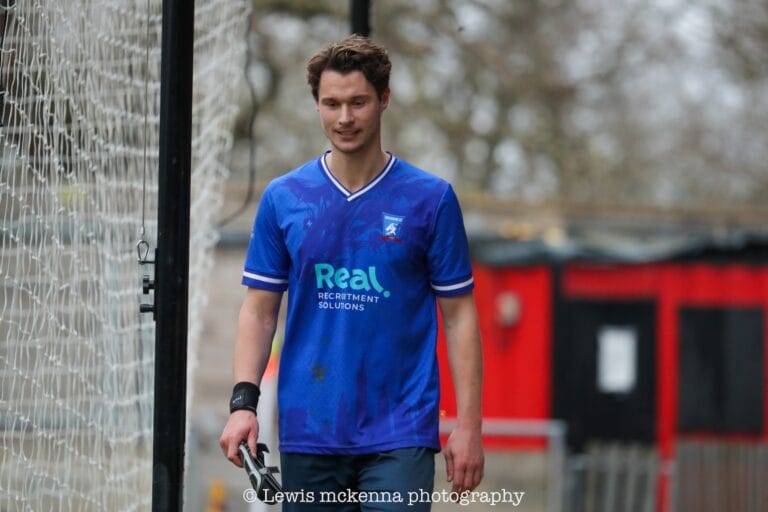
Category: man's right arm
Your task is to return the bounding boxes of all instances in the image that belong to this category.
[219,287,283,467]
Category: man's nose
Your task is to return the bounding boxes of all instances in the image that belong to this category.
[339,104,353,123]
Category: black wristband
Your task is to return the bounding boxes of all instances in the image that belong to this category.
[229,381,260,415]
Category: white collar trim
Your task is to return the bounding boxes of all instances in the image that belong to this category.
[320,152,396,202]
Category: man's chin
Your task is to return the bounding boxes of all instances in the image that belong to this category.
[331,141,365,154]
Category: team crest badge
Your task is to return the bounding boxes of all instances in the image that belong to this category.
[381,213,404,243]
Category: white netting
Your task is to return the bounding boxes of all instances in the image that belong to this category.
[0,0,249,509]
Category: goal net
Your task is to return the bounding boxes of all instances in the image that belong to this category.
[0,0,249,509]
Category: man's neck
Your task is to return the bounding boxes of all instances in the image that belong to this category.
[326,148,389,193]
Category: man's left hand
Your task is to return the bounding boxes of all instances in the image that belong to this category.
[443,424,484,495]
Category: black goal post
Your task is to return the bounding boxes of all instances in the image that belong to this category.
[150,0,194,511]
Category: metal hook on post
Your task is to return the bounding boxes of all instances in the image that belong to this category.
[137,239,156,318]
[137,239,152,264]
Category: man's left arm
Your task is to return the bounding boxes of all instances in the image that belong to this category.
[438,292,484,494]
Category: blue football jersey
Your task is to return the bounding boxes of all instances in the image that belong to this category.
[242,152,474,454]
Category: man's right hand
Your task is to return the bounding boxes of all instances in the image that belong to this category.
[219,410,259,468]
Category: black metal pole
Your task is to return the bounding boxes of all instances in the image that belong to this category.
[350,0,370,36]
[0,1,16,127]
[151,0,194,510]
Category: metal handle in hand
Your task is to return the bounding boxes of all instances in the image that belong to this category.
[239,442,282,504]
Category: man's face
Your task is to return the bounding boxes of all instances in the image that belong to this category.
[316,69,389,156]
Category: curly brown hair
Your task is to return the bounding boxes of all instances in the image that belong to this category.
[306,35,392,101]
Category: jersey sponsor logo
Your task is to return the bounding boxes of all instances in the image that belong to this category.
[314,263,390,311]
[314,263,391,298]
[381,213,404,243]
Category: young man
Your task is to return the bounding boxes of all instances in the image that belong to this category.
[220,36,484,511]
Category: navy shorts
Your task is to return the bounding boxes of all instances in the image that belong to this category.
[279,447,436,511]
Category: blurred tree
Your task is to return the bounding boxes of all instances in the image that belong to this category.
[242,0,768,212]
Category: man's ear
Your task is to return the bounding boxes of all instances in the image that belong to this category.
[380,87,390,110]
